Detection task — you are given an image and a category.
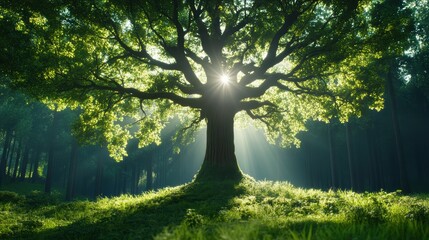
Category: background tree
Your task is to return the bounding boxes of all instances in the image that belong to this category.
[0,0,413,181]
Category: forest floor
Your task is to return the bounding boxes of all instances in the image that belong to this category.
[1,177,429,240]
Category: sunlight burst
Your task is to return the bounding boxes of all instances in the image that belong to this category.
[220,74,230,85]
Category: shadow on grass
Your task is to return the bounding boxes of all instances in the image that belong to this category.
[7,178,247,240]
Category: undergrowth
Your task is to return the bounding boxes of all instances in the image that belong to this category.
[0,178,428,239]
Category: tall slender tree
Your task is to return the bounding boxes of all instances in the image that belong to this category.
[328,123,336,189]
[66,140,79,201]
[387,65,409,192]
[45,111,59,194]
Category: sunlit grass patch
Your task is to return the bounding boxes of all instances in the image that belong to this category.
[1,179,429,239]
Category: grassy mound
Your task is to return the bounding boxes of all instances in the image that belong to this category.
[1,178,428,239]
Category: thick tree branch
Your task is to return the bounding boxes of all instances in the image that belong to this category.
[73,78,202,109]
[188,0,223,68]
[109,26,179,70]
[262,10,300,70]
[239,100,276,111]
[97,7,179,71]
[245,109,272,128]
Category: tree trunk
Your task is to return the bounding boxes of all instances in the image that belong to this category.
[94,156,104,197]
[366,126,378,191]
[12,139,22,181]
[6,134,17,176]
[114,167,120,195]
[31,150,41,182]
[135,162,141,193]
[66,140,78,201]
[0,129,13,186]
[131,159,141,194]
[131,160,137,194]
[195,110,242,181]
[345,123,355,190]
[19,145,30,181]
[146,157,153,191]
[328,123,336,190]
[121,162,127,194]
[387,66,409,192]
[45,112,59,194]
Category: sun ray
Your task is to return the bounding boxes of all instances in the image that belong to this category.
[220,74,230,85]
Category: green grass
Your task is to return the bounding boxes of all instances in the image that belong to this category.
[1,177,428,239]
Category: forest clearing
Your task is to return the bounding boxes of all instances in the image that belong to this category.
[1,0,429,239]
[1,178,429,239]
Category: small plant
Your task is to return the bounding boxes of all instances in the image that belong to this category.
[322,200,340,215]
[346,197,388,224]
[183,209,204,227]
[406,203,429,222]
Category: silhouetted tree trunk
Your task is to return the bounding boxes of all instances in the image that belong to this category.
[31,150,41,182]
[387,66,409,192]
[66,140,78,201]
[45,112,59,194]
[130,160,137,194]
[366,126,380,191]
[131,159,142,194]
[121,162,127,194]
[135,162,141,193]
[19,145,30,181]
[114,167,120,195]
[6,135,17,176]
[146,157,153,191]
[12,139,22,181]
[345,123,354,190]
[328,123,336,190]
[195,110,241,181]
[0,129,13,186]
[94,156,104,197]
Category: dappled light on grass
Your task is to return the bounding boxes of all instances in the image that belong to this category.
[1,179,429,239]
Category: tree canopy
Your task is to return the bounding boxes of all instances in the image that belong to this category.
[0,0,414,180]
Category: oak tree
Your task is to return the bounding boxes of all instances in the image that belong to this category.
[0,0,412,180]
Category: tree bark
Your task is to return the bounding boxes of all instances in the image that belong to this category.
[19,145,30,181]
[146,157,153,191]
[387,66,409,192]
[66,140,78,201]
[345,123,355,190]
[6,135,17,176]
[45,111,59,194]
[0,129,13,186]
[114,167,120,195]
[131,160,136,194]
[12,139,22,181]
[121,162,127,194]
[195,110,242,181]
[135,162,141,193]
[31,150,41,182]
[328,123,336,190]
[94,156,104,198]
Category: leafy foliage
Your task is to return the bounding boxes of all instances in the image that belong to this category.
[0,0,414,160]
